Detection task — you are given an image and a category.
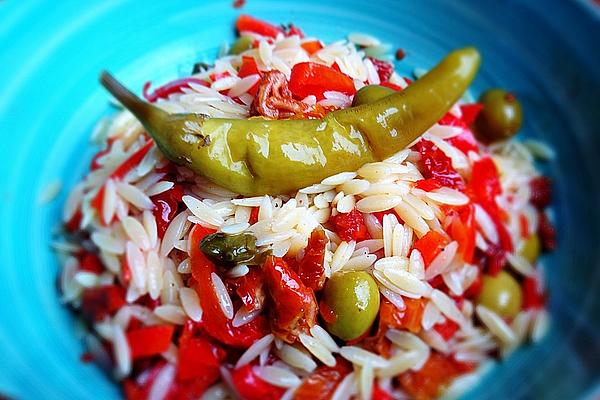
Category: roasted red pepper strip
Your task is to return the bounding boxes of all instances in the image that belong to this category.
[414,139,465,190]
[190,225,269,348]
[293,359,352,400]
[126,325,174,359]
[143,78,208,103]
[296,229,328,290]
[151,183,184,238]
[262,255,317,343]
[229,267,266,311]
[289,62,357,100]
[236,15,283,38]
[176,321,224,382]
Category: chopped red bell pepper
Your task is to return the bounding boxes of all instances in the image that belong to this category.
[372,384,394,400]
[122,362,165,400]
[301,40,323,55]
[289,62,357,100]
[415,178,442,192]
[176,323,224,382]
[296,229,328,290]
[262,255,317,342]
[381,297,425,334]
[236,15,283,38]
[537,211,556,251]
[447,130,480,156]
[367,57,394,82]
[285,24,304,38]
[151,183,184,238]
[459,103,484,126]
[519,214,530,238]
[329,209,370,242]
[522,276,546,310]
[238,56,261,95]
[143,78,208,103]
[248,206,260,224]
[293,359,352,400]
[414,139,465,190]
[78,251,104,274]
[413,231,450,266]
[447,204,475,263]
[231,364,287,400]
[126,325,174,359]
[433,319,459,341]
[398,352,474,400]
[190,225,269,348]
[81,285,126,322]
[372,209,402,225]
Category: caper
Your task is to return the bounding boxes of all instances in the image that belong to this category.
[474,88,523,143]
[322,271,380,340]
[520,234,540,264]
[229,35,254,55]
[200,232,258,265]
[352,85,396,107]
[476,271,523,318]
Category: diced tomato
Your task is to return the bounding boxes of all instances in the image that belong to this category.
[248,206,260,224]
[413,231,450,266]
[231,364,287,400]
[151,183,184,238]
[78,251,104,274]
[372,384,394,400]
[289,62,357,100]
[236,15,283,38]
[329,209,370,242]
[522,276,546,310]
[459,103,484,126]
[262,256,317,342]
[296,229,328,290]
[81,285,126,322]
[463,268,483,298]
[379,81,404,91]
[293,359,352,400]
[177,326,224,382]
[190,225,269,347]
[398,352,474,400]
[64,209,82,232]
[433,319,459,341]
[367,57,394,82]
[537,211,556,251]
[301,40,323,55]
[143,78,208,103]
[529,176,552,209]
[414,139,465,190]
[126,325,174,359]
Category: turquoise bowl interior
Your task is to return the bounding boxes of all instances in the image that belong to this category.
[1,1,599,399]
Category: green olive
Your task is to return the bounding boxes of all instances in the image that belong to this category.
[323,271,380,340]
[200,232,258,265]
[476,271,522,318]
[229,35,254,55]
[474,88,523,143]
[352,85,396,107]
[520,234,540,264]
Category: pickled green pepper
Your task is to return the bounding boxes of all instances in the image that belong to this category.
[100,48,480,196]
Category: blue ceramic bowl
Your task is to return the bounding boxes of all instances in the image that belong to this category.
[1,1,599,399]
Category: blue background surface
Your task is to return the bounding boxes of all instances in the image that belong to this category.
[0,0,599,399]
